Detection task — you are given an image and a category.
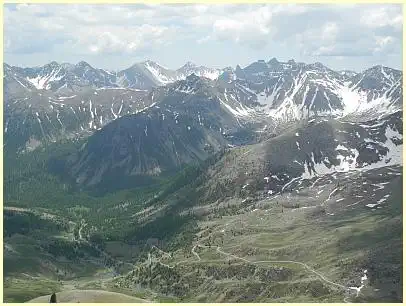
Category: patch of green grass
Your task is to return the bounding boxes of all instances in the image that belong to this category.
[3,277,62,303]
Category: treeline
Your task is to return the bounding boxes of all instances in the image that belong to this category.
[123,214,198,251]
[3,210,68,237]
[90,149,226,253]
[144,148,227,208]
[4,138,89,212]
[4,136,229,263]
[45,239,101,260]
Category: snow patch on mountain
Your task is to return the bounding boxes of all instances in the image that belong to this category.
[301,124,402,180]
[144,61,174,84]
[176,61,222,81]
[26,68,64,90]
[219,98,253,118]
[360,125,403,170]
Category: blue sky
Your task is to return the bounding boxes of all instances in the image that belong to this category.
[4,4,403,72]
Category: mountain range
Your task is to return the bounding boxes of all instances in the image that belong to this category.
[4,59,403,182]
[3,57,403,303]
[4,60,222,93]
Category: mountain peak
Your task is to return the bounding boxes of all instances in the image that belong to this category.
[185,61,197,67]
[268,57,279,65]
[76,61,92,68]
[179,61,198,70]
[307,62,327,71]
[314,62,325,68]
[364,65,390,74]
[140,60,162,68]
[46,61,60,68]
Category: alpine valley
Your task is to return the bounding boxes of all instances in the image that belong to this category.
[3,58,403,303]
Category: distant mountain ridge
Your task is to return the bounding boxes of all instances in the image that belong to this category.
[4,58,402,158]
[4,60,224,93]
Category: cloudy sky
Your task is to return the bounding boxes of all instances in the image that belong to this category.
[4,3,403,72]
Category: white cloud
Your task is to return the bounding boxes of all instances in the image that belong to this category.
[211,6,273,47]
[5,4,178,55]
[360,6,403,30]
[321,23,339,41]
[4,3,402,69]
[72,24,175,55]
[273,4,402,58]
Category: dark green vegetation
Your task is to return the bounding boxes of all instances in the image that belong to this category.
[3,137,225,302]
[4,208,99,302]
[4,113,403,303]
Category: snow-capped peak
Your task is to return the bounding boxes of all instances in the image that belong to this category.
[141,60,161,68]
[176,61,222,81]
[76,61,92,68]
[180,61,198,69]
